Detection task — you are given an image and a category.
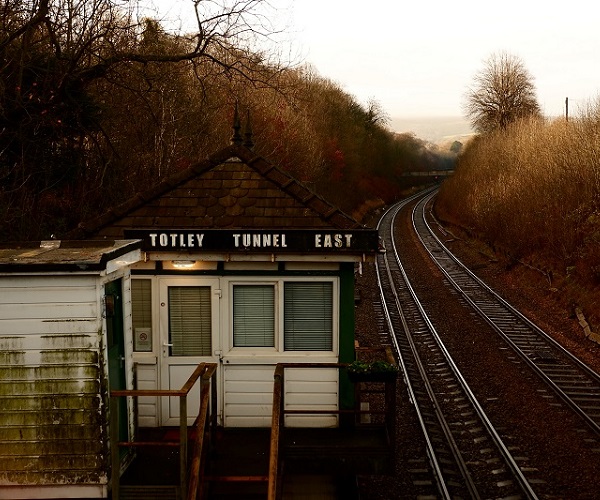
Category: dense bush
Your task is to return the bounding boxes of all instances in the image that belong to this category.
[436,107,600,327]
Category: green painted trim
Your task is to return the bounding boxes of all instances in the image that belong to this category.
[338,263,356,364]
[338,262,356,411]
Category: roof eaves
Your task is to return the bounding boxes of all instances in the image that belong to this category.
[0,239,142,273]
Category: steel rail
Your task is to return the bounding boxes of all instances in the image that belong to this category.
[378,199,475,498]
[415,191,600,437]
[388,211,478,498]
[405,193,538,498]
[378,190,539,499]
[375,192,453,500]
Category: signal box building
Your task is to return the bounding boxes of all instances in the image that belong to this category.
[70,140,379,430]
[0,130,381,499]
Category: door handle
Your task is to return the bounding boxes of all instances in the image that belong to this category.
[162,342,173,357]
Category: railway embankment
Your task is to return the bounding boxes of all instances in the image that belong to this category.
[355,192,600,498]
[434,116,600,343]
[431,214,600,356]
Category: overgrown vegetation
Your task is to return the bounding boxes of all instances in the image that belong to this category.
[0,0,453,241]
[436,108,600,329]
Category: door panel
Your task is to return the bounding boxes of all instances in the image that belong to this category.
[159,278,220,426]
[105,279,128,446]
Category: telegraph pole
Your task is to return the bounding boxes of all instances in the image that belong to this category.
[565,97,569,122]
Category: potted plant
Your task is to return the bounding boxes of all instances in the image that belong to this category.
[346,360,399,382]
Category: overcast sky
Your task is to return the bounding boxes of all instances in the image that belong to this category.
[146,0,600,121]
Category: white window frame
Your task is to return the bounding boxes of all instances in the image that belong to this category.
[225,276,339,357]
[231,281,279,353]
[131,277,156,354]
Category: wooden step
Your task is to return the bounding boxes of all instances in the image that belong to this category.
[119,484,180,499]
[282,474,345,500]
[205,475,268,499]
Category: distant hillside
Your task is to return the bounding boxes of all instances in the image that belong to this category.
[391,116,474,144]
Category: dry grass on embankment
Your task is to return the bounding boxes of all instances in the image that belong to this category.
[435,110,600,335]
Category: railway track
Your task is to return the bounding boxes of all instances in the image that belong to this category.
[414,191,600,437]
[376,190,539,499]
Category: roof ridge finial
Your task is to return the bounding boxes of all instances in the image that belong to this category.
[231,101,243,146]
[243,108,254,150]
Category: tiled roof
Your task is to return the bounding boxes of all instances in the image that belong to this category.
[68,144,364,240]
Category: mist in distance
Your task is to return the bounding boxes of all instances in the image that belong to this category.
[390,116,474,144]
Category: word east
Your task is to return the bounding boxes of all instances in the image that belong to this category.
[314,233,353,248]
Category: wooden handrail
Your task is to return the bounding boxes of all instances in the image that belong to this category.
[267,361,398,500]
[112,358,396,500]
[109,362,218,500]
[282,409,387,415]
[181,363,211,394]
[187,364,217,500]
[111,362,209,398]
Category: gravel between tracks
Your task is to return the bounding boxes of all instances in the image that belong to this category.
[355,200,600,499]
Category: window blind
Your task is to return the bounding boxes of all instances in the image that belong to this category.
[284,282,333,351]
[131,279,152,329]
[168,287,212,356]
[233,285,275,347]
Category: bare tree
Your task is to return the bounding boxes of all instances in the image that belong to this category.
[464,52,541,134]
[365,98,389,128]
[0,0,285,239]
[0,0,283,104]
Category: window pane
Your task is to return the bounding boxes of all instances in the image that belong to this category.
[284,282,333,351]
[233,285,275,347]
[169,287,212,356]
[132,280,152,327]
[132,279,152,352]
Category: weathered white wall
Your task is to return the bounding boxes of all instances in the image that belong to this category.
[223,365,338,428]
[132,362,339,428]
[0,275,107,492]
[134,359,159,427]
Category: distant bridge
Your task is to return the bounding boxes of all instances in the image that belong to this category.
[402,170,454,177]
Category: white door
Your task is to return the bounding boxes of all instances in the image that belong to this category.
[159,278,221,426]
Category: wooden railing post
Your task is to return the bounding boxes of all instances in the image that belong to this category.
[109,362,216,500]
[268,365,285,500]
[211,371,217,450]
[188,367,214,500]
[180,395,188,500]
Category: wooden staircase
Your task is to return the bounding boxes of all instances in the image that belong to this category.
[111,359,395,499]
